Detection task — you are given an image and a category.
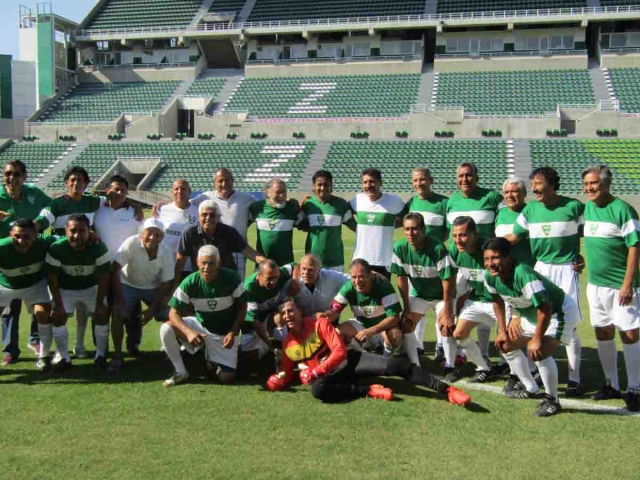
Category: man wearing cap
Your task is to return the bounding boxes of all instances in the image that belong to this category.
[110,218,175,371]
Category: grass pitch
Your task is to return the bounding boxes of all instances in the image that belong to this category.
[1,226,638,480]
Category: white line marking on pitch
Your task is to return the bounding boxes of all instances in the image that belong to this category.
[459,381,640,416]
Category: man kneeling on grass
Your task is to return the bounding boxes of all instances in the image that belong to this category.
[160,245,246,387]
[265,298,471,405]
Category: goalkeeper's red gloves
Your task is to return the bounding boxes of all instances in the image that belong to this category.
[266,374,287,391]
[299,368,321,385]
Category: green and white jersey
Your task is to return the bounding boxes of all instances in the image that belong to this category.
[169,268,246,336]
[44,237,111,290]
[0,184,51,239]
[301,195,353,268]
[448,245,492,303]
[333,275,402,328]
[447,187,503,241]
[37,194,102,236]
[513,196,583,265]
[390,237,455,302]
[404,193,449,242]
[495,206,534,266]
[249,199,301,267]
[584,197,640,289]
[351,193,405,268]
[244,263,294,322]
[484,263,565,324]
[0,235,56,289]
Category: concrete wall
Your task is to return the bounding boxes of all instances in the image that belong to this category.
[160,99,179,139]
[77,65,198,83]
[436,27,585,49]
[575,111,640,138]
[27,121,120,142]
[125,114,160,138]
[435,53,588,72]
[601,52,640,69]
[245,59,422,78]
[0,119,25,139]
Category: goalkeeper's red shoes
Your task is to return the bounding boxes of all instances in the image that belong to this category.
[447,386,471,406]
[367,384,393,401]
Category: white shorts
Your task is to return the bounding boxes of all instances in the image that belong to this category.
[516,295,580,345]
[345,319,388,350]
[458,300,497,326]
[587,283,640,331]
[57,286,101,315]
[179,317,238,370]
[240,330,270,359]
[534,261,582,321]
[409,297,445,318]
[0,280,50,313]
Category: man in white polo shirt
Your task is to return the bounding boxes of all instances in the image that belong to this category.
[110,218,175,372]
[191,168,256,279]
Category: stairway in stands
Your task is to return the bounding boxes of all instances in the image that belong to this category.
[297,140,332,191]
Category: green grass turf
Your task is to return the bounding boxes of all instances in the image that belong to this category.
[1,226,638,480]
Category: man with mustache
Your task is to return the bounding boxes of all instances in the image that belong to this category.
[507,167,585,397]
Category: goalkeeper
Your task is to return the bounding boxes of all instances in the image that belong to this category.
[265,298,471,405]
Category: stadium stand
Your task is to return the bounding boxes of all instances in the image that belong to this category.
[185,77,227,97]
[323,140,510,193]
[247,0,425,22]
[436,0,586,14]
[606,68,640,113]
[433,70,595,115]
[208,0,247,13]
[0,142,71,181]
[85,0,202,30]
[36,82,180,123]
[600,0,639,5]
[224,74,421,118]
[47,142,316,192]
[530,139,640,194]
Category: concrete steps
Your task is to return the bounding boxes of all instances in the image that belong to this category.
[417,66,435,108]
[298,140,332,191]
[511,139,532,182]
[38,142,88,191]
[213,75,245,114]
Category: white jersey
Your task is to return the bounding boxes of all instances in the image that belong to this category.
[350,192,404,268]
[157,202,199,272]
[191,190,255,240]
[294,269,351,316]
[93,199,142,261]
[115,235,175,289]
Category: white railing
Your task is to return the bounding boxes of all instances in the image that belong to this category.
[435,49,587,58]
[252,115,410,123]
[91,62,196,69]
[410,104,464,113]
[116,156,162,161]
[246,53,421,64]
[76,6,640,37]
[601,47,640,53]
[463,113,549,119]
[557,103,600,109]
[215,109,249,115]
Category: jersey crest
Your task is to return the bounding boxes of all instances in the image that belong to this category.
[414,266,424,276]
[362,305,376,317]
[317,215,325,226]
[268,219,278,230]
[285,330,323,362]
[188,215,197,224]
[27,196,35,205]
[590,223,598,235]
[207,299,217,310]
[469,269,480,281]
[367,213,376,224]
[75,266,85,275]
[542,225,551,237]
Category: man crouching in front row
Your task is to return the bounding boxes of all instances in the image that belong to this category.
[265,298,471,406]
[160,245,246,387]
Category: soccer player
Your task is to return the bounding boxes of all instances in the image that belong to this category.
[110,218,175,372]
[299,170,355,272]
[190,168,256,278]
[484,237,580,417]
[509,167,584,396]
[265,298,471,406]
[495,177,532,266]
[160,245,246,387]
[350,168,404,279]
[582,165,640,410]
[0,159,51,364]
[293,254,350,317]
[155,178,199,279]
[391,213,457,369]
[0,219,56,371]
[447,216,496,383]
[446,162,503,362]
[323,259,403,356]
[45,214,111,371]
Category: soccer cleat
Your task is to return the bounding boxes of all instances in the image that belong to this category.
[468,369,491,384]
[162,372,190,388]
[2,353,15,366]
[503,375,523,394]
[94,356,107,370]
[625,390,640,412]
[73,347,89,360]
[27,342,41,357]
[534,394,562,417]
[590,383,622,401]
[35,356,52,372]
[505,387,542,400]
[107,355,125,374]
[564,381,583,398]
[433,345,445,363]
[455,353,467,367]
[446,386,471,406]
[443,367,462,383]
[366,384,393,401]
[52,359,73,376]
[490,362,511,377]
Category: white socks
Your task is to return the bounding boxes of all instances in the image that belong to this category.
[75,311,88,352]
[503,350,539,393]
[442,335,458,369]
[95,324,109,359]
[413,317,426,351]
[536,356,559,401]
[38,323,53,358]
[476,323,491,359]
[596,339,619,390]
[52,325,70,361]
[434,319,443,350]
[403,334,420,366]
[458,336,489,371]
[159,323,187,376]
[623,341,640,391]
[566,329,581,384]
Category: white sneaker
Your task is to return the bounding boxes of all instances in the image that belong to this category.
[162,372,190,388]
